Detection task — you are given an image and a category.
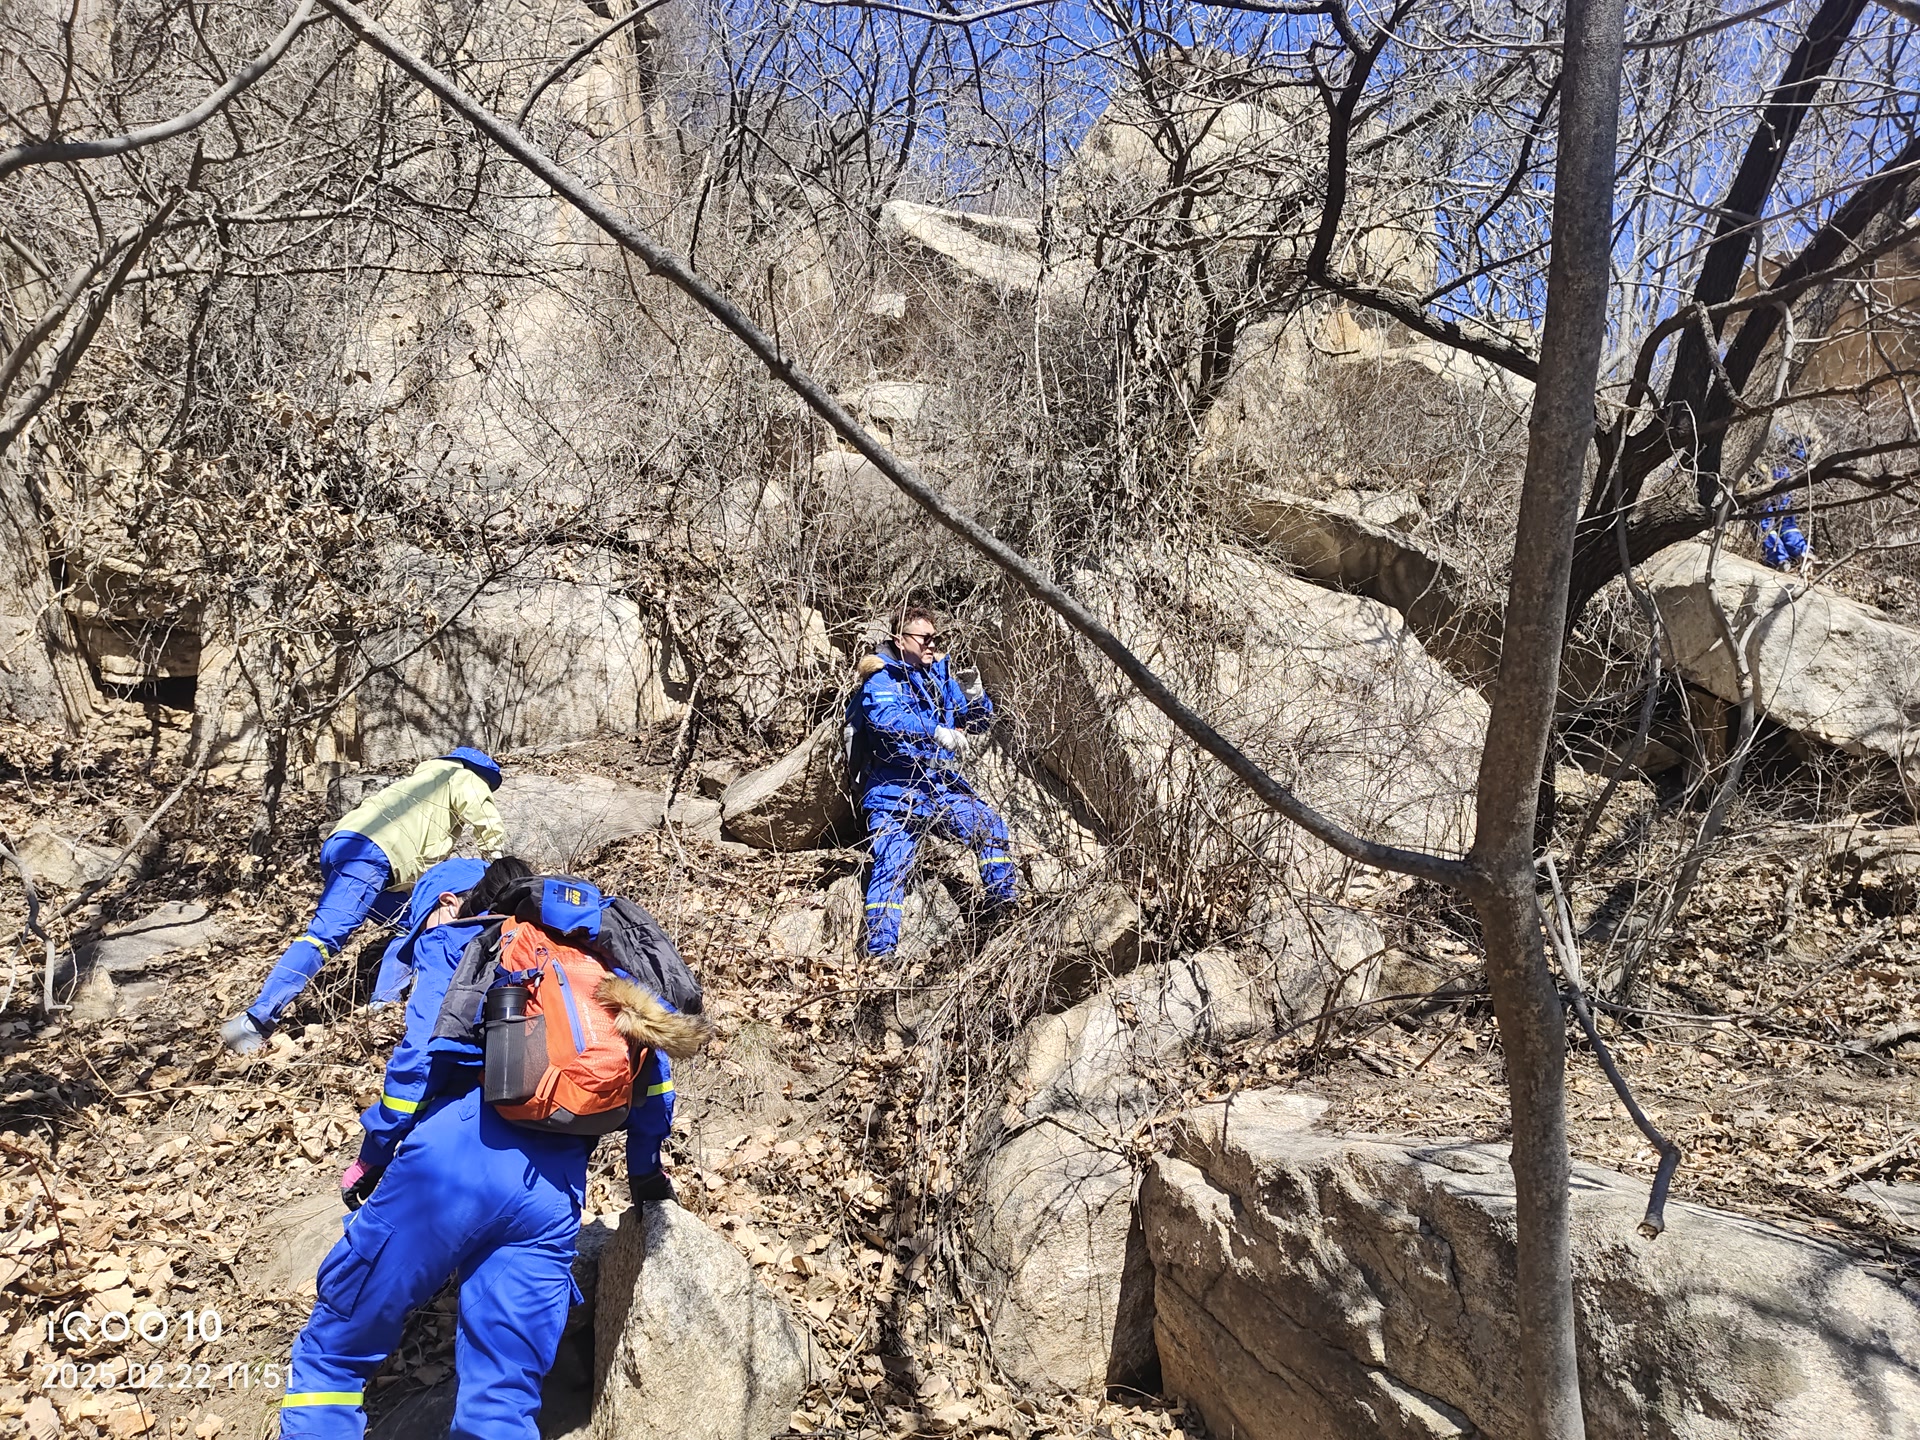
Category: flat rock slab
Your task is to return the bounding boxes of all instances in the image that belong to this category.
[78,901,222,976]
[14,827,122,893]
[1143,1089,1920,1440]
[495,775,668,871]
[251,1190,347,1300]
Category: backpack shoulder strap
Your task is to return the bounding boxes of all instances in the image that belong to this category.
[430,917,507,1042]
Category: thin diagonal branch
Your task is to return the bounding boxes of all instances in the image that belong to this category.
[316,0,1472,890]
[514,0,674,129]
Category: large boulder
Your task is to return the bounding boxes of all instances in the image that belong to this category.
[1242,898,1386,1027]
[719,719,856,849]
[1142,1090,1920,1440]
[494,774,668,870]
[590,1202,811,1440]
[1639,543,1920,784]
[192,567,681,785]
[1193,311,1531,496]
[996,545,1486,897]
[1234,491,1495,684]
[355,574,681,770]
[975,954,1276,1393]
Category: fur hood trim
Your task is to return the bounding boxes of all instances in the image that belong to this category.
[597,976,714,1060]
[856,639,903,679]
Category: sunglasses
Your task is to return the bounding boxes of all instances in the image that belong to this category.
[902,630,950,648]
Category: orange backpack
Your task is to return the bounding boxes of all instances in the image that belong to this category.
[482,919,640,1134]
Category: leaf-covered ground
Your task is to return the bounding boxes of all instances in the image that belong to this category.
[0,704,1914,1440]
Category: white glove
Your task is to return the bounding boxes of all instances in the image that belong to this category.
[933,726,966,754]
[955,667,985,702]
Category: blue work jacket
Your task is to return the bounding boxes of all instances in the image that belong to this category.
[851,647,993,796]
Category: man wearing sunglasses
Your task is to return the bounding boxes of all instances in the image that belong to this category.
[847,604,1015,956]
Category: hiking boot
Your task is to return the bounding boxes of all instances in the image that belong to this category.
[220,1012,270,1056]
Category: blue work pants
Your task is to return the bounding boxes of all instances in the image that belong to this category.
[247,831,405,1026]
[281,1087,587,1440]
[863,779,1014,955]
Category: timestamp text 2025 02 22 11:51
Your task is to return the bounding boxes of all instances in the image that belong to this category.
[39,1360,290,1392]
[36,1309,277,1393]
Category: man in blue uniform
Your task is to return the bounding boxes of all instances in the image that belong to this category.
[223,748,507,1054]
[847,605,1015,957]
[281,859,700,1440]
[1756,436,1812,570]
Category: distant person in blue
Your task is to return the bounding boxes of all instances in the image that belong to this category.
[845,604,1014,957]
[282,856,699,1440]
[1757,437,1811,570]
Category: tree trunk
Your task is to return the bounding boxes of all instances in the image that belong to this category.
[1464,0,1625,1433]
[0,455,94,732]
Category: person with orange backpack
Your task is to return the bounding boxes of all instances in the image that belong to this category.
[280,861,709,1439]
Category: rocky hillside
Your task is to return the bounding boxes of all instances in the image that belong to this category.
[4,564,1920,1437]
[6,1,1920,1435]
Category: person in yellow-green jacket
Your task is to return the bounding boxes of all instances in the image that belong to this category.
[221,748,507,1055]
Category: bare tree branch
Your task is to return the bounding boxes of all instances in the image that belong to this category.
[514,0,674,129]
[0,183,187,458]
[0,0,316,183]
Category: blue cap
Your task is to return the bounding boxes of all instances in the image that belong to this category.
[442,746,502,790]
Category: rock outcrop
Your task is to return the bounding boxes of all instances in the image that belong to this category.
[706,602,835,741]
[1639,543,1920,784]
[974,953,1273,1393]
[590,1202,811,1440]
[1235,491,1495,683]
[251,1189,348,1300]
[1000,545,1486,896]
[720,718,856,849]
[495,774,671,871]
[355,575,680,771]
[878,201,1092,303]
[13,827,125,893]
[1142,1090,1920,1440]
[192,567,682,785]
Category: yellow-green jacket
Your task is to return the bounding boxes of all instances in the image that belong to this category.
[334,758,506,889]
